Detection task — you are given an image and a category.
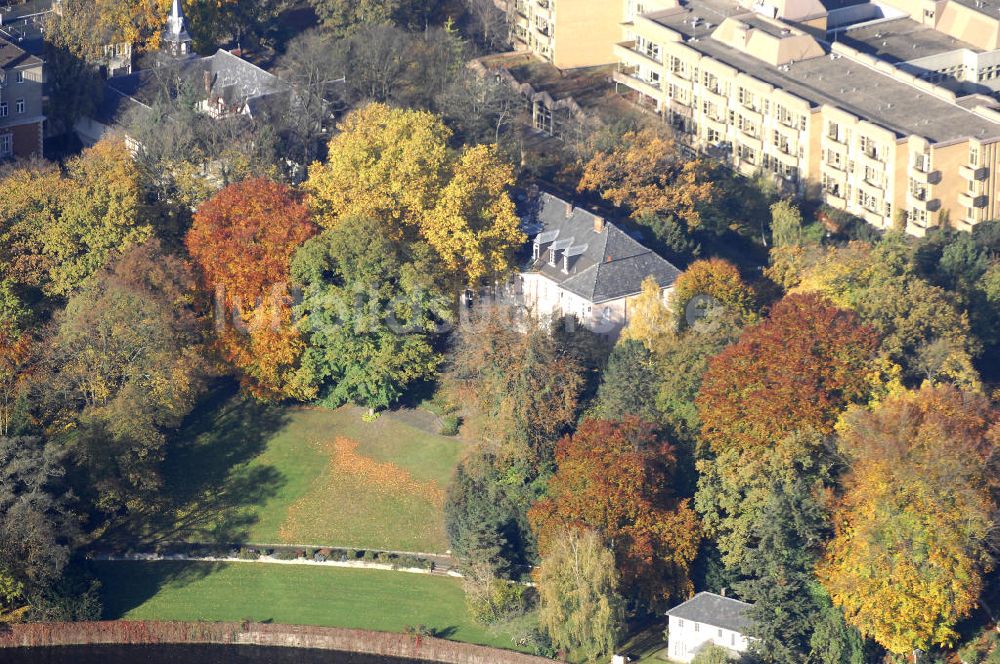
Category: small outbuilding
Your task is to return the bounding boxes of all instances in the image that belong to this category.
[665,591,753,662]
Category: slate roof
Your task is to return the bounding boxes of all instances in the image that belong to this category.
[0,36,42,70]
[96,49,291,125]
[666,592,753,633]
[521,192,682,304]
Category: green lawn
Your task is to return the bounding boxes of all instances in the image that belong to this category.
[93,560,516,650]
[150,388,466,553]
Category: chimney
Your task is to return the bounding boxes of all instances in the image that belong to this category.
[720,587,726,597]
[204,70,212,95]
[565,201,574,218]
[594,216,606,233]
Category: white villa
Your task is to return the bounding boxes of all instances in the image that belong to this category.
[665,591,753,662]
[515,192,681,339]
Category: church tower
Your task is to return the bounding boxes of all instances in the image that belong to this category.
[162,0,193,58]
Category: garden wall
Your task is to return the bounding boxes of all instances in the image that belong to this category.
[0,621,554,664]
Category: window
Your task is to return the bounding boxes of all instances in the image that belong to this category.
[827,122,839,141]
[15,99,24,114]
[731,633,736,646]
[532,242,540,261]
[970,146,980,166]
[678,619,685,628]
[707,128,720,143]
[0,103,6,118]
[694,622,700,633]
[0,133,10,157]
[718,629,723,638]
[15,71,23,83]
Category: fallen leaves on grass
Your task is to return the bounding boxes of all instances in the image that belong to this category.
[278,437,445,544]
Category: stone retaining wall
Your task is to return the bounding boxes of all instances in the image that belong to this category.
[0,621,554,664]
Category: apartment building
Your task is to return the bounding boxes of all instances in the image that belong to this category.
[613,0,1000,234]
[496,0,622,68]
[0,36,44,159]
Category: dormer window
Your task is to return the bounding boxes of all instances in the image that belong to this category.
[562,254,569,273]
[532,241,540,261]
[549,248,557,266]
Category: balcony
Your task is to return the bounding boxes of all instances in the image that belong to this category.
[824,190,846,207]
[614,41,662,66]
[959,164,988,181]
[613,69,663,99]
[958,192,988,208]
[908,194,941,212]
[909,165,941,184]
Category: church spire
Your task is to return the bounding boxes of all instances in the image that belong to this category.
[162,0,193,58]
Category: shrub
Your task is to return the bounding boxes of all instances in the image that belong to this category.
[236,548,260,560]
[691,644,731,664]
[440,415,461,436]
[272,549,300,561]
[362,550,377,562]
[346,549,358,560]
[466,578,531,625]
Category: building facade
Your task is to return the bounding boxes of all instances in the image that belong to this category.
[665,592,753,663]
[496,0,623,68]
[516,192,681,338]
[509,0,1000,235]
[0,37,44,159]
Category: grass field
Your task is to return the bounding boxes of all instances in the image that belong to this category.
[93,561,516,650]
[151,387,466,553]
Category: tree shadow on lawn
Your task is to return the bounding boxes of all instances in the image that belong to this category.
[103,380,291,549]
[93,560,230,620]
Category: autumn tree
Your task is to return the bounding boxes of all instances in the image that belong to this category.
[451,308,584,474]
[669,258,757,330]
[421,144,524,285]
[44,240,209,516]
[620,276,673,349]
[530,417,700,608]
[536,528,623,663]
[186,178,316,400]
[306,103,522,285]
[291,217,452,411]
[47,0,170,60]
[0,139,151,296]
[770,199,804,248]
[577,127,715,231]
[694,293,878,569]
[792,240,978,384]
[0,321,34,439]
[819,385,999,655]
[306,103,451,231]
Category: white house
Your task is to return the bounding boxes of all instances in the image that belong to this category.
[514,192,681,339]
[665,591,753,662]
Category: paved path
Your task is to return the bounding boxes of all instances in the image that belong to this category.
[93,550,465,578]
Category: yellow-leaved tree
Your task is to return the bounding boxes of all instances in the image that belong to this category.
[306,103,523,285]
[421,144,523,285]
[620,275,673,350]
[819,384,998,654]
[305,103,451,232]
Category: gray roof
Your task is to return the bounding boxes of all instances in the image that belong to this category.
[666,592,753,633]
[837,17,977,63]
[648,0,1000,143]
[0,35,41,69]
[522,192,682,303]
[98,49,291,125]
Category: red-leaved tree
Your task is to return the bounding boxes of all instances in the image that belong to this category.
[186,178,317,400]
[529,417,700,609]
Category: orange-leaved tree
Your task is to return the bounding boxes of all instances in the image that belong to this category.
[577,127,715,231]
[669,258,757,330]
[819,384,999,655]
[186,177,317,400]
[694,293,879,569]
[529,417,700,609]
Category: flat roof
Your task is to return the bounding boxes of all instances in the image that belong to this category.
[951,0,1000,14]
[647,3,1000,142]
[837,17,978,63]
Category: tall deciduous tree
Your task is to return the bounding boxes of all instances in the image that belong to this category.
[530,417,700,608]
[186,178,316,400]
[421,144,523,285]
[819,385,999,655]
[291,217,451,411]
[45,240,209,516]
[620,276,673,349]
[536,528,623,663]
[694,293,878,570]
[769,199,804,248]
[306,103,522,284]
[577,127,716,231]
[669,258,756,330]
